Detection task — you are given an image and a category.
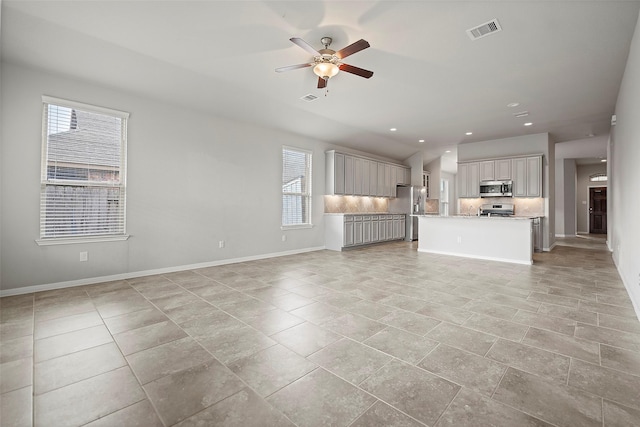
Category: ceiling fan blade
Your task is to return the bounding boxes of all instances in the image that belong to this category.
[275,63,313,73]
[339,63,374,79]
[335,39,370,59]
[290,37,321,56]
[317,77,327,89]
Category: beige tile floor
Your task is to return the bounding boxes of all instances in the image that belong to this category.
[1,239,640,426]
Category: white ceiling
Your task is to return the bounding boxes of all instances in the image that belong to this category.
[2,1,639,166]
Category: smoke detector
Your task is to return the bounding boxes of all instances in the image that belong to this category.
[467,19,502,40]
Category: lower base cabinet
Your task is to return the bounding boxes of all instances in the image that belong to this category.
[325,214,406,251]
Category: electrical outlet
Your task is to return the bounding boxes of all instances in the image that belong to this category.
[282,235,287,242]
[218,240,225,249]
[79,251,88,262]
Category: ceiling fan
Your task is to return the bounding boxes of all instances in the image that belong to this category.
[275,37,374,89]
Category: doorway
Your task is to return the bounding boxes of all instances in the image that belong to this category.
[589,186,607,234]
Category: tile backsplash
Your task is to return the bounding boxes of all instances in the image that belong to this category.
[459,197,545,216]
[324,195,389,213]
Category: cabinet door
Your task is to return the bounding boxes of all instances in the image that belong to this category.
[371,219,379,241]
[384,164,391,197]
[354,220,363,245]
[378,217,386,240]
[393,218,401,239]
[386,218,393,240]
[354,157,363,196]
[512,158,527,197]
[344,221,354,246]
[344,156,354,195]
[468,162,480,197]
[400,217,406,239]
[480,161,495,181]
[495,159,512,180]
[363,217,371,243]
[334,153,345,195]
[526,156,542,197]
[457,164,468,197]
[362,160,370,196]
[377,162,385,197]
[369,162,378,196]
[404,167,411,185]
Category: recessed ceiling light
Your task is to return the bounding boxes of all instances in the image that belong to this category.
[418,139,425,143]
[524,122,533,126]
[601,159,607,162]
[465,132,473,135]
[507,102,520,108]
[390,128,397,132]
[445,150,451,153]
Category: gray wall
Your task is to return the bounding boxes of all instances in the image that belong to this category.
[457,133,555,250]
[555,159,577,237]
[611,7,640,316]
[1,62,339,292]
[576,163,607,234]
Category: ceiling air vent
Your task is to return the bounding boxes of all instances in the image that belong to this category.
[513,111,529,118]
[466,18,502,40]
[301,94,319,102]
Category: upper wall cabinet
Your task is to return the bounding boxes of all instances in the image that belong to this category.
[458,162,480,198]
[511,156,542,197]
[459,155,541,198]
[479,159,512,181]
[325,150,410,197]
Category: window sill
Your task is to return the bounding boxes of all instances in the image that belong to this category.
[281,224,313,230]
[35,235,130,246]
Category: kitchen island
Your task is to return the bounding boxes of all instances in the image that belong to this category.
[417,215,534,265]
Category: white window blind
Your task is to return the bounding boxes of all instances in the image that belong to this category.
[282,146,312,227]
[40,97,129,241]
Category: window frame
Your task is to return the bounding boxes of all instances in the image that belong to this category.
[36,96,130,245]
[281,145,313,230]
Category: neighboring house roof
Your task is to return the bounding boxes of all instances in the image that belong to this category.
[47,109,122,168]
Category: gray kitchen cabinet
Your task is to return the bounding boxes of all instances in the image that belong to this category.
[378,216,386,240]
[345,155,355,195]
[495,159,512,180]
[343,216,354,246]
[458,162,480,198]
[354,216,364,245]
[363,215,372,243]
[369,162,378,196]
[377,162,385,197]
[325,151,345,195]
[480,161,495,181]
[325,150,410,198]
[384,164,391,197]
[512,156,542,197]
[325,214,405,250]
[386,216,393,240]
[362,160,370,195]
[354,157,363,196]
[526,156,542,197]
[371,216,379,241]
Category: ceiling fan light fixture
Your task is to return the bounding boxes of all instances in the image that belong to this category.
[313,62,339,79]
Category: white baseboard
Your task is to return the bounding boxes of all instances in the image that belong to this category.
[613,257,640,322]
[555,234,576,238]
[0,246,326,297]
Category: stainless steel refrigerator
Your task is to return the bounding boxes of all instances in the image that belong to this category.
[388,185,426,241]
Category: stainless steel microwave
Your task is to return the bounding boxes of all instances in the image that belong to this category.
[480,180,513,197]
